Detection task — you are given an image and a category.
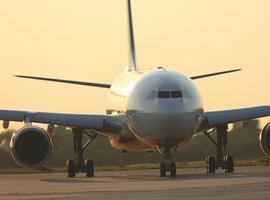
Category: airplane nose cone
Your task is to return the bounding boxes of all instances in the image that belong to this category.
[158,99,185,113]
[155,113,197,136]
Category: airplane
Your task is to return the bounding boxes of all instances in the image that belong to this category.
[1,0,270,178]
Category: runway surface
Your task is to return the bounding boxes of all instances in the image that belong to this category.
[1,166,270,200]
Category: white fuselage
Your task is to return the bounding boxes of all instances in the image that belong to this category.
[106,68,204,151]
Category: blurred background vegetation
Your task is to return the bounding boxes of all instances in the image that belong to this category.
[0,119,267,168]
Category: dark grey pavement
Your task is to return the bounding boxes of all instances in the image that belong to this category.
[1,166,270,200]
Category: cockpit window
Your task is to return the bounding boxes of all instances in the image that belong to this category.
[147,90,158,100]
[171,91,183,98]
[158,91,170,98]
[147,90,187,100]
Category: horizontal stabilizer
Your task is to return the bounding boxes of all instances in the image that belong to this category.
[15,75,111,89]
[190,69,242,80]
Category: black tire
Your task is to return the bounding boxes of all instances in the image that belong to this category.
[85,160,94,177]
[206,156,216,173]
[67,160,76,178]
[160,162,166,177]
[224,156,234,173]
[170,162,177,177]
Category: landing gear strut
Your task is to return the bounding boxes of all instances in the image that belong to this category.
[67,128,97,177]
[160,146,176,177]
[205,125,234,174]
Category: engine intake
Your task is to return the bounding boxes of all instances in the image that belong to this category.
[10,126,53,168]
[260,122,270,157]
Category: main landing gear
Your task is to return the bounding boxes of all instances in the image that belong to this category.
[67,128,97,177]
[205,125,234,174]
[160,146,177,177]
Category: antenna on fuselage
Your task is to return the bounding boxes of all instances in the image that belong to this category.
[127,0,138,71]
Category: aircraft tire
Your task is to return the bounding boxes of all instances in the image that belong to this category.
[67,160,76,178]
[85,159,94,177]
[224,156,234,173]
[170,162,177,177]
[206,156,216,173]
[160,162,166,177]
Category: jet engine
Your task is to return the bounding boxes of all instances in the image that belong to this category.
[10,126,53,168]
[260,122,270,157]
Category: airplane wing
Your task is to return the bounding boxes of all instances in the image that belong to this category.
[0,109,122,131]
[203,105,270,129]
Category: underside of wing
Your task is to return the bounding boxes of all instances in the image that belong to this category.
[203,105,270,129]
[0,109,122,131]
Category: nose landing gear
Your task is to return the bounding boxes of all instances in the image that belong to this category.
[160,146,177,177]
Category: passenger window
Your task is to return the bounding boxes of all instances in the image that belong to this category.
[171,91,183,98]
[158,91,170,98]
[147,90,158,100]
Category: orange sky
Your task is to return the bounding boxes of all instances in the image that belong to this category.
[0,0,270,128]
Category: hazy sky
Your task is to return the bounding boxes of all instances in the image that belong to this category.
[0,0,270,128]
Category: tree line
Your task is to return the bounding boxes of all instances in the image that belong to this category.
[0,120,266,168]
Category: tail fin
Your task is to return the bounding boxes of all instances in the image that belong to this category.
[127,0,138,71]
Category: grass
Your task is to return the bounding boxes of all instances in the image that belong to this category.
[0,159,269,174]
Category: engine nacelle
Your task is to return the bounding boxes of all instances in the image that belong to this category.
[260,123,270,157]
[10,126,53,168]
